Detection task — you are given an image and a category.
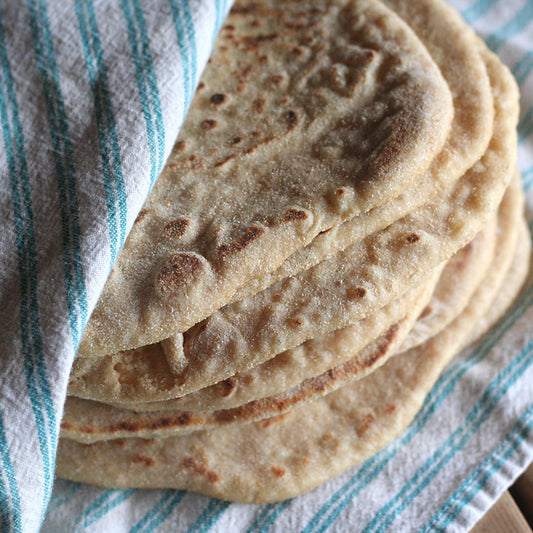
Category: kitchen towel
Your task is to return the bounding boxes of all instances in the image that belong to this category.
[1,0,533,531]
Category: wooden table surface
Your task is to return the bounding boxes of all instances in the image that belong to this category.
[471,462,533,532]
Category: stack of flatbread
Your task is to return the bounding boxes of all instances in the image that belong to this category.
[56,0,531,504]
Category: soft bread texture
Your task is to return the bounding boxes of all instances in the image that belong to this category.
[78,0,453,356]
[57,211,530,502]
[67,46,516,405]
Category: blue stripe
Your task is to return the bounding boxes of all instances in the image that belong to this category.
[247,501,292,533]
[74,489,135,532]
[364,335,533,532]
[303,267,533,533]
[424,404,533,531]
[0,413,21,533]
[0,3,58,523]
[46,483,82,516]
[186,499,230,533]
[130,491,185,533]
[168,0,197,120]
[522,164,533,186]
[512,49,533,85]
[484,2,533,52]
[461,0,501,24]
[74,0,128,264]
[120,0,164,187]
[27,0,88,346]
[518,104,533,142]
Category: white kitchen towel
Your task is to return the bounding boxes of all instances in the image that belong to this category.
[0,0,232,531]
[1,0,533,532]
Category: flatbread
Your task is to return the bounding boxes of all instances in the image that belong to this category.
[56,214,530,502]
[78,0,453,356]
[67,46,516,405]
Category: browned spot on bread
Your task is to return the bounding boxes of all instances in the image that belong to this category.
[164,218,189,238]
[158,253,202,292]
[109,421,138,432]
[270,74,283,85]
[214,153,237,168]
[420,305,433,319]
[405,233,420,244]
[132,454,156,467]
[115,439,126,447]
[252,130,264,138]
[218,226,264,259]
[336,188,345,196]
[271,466,286,478]
[292,46,303,55]
[230,136,242,145]
[243,374,255,385]
[384,404,396,415]
[288,317,303,327]
[231,2,260,15]
[241,64,253,78]
[217,377,236,397]
[135,209,152,224]
[259,55,268,63]
[181,457,219,482]
[356,413,375,435]
[60,421,72,430]
[281,208,307,223]
[197,81,205,91]
[210,93,227,105]
[253,97,265,113]
[243,33,278,50]
[259,413,287,428]
[201,119,217,130]
[319,228,332,236]
[285,110,298,130]
[175,140,186,151]
[223,24,235,31]
[346,287,366,299]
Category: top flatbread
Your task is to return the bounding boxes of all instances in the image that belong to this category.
[78,0,452,356]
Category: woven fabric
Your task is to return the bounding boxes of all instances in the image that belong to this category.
[1,0,532,531]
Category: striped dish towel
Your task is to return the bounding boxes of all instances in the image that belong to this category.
[0,0,532,532]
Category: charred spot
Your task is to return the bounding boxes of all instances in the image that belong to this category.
[164,218,190,238]
[404,233,420,244]
[158,253,202,292]
[241,64,253,77]
[259,55,269,63]
[292,46,303,55]
[214,153,237,168]
[218,377,237,397]
[181,457,220,482]
[253,97,265,113]
[231,2,260,15]
[197,81,205,91]
[201,119,217,130]
[210,93,227,105]
[319,227,332,236]
[259,413,287,428]
[281,208,307,223]
[270,74,284,85]
[285,110,298,130]
[271,466,286,478]
[346,287,366,300]
[132,454,156,467]
[135,209,152,224]
[287,317,303,327]
[110,421,138,432]
[223,24,235,31]
[336,188,345,196]
[230,136,242,145]
[355,413,375,436]
[420,305,433,319]
[218,226,264,259]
